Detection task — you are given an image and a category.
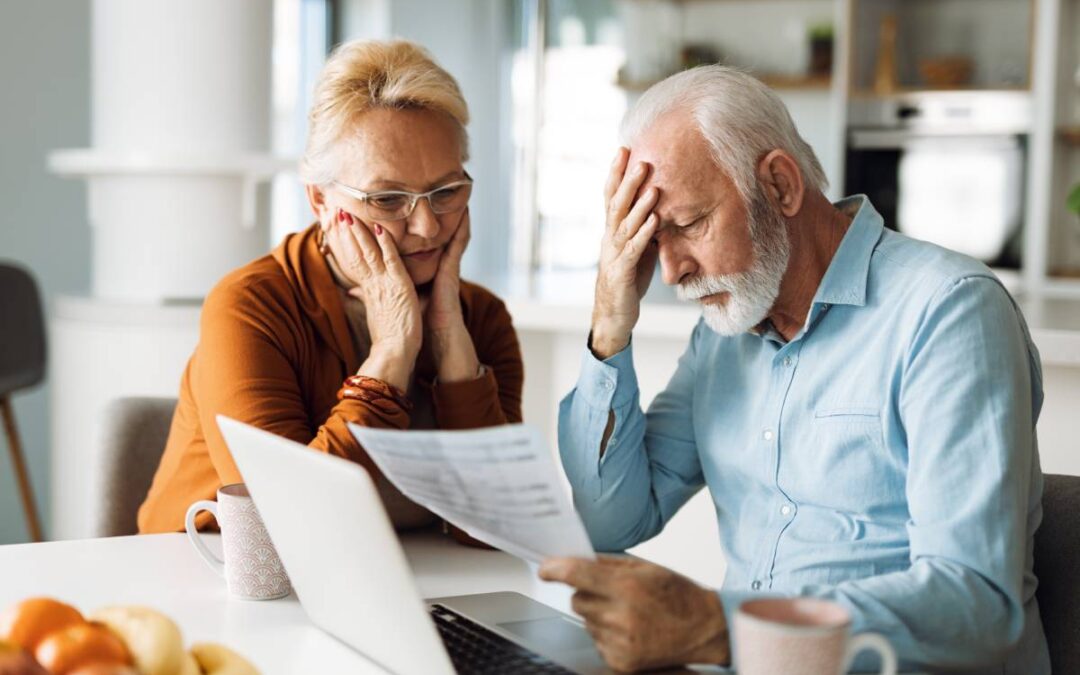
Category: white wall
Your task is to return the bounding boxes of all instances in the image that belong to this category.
[0,1,91,544]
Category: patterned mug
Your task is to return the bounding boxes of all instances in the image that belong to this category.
[734,597,897,675]
[185,483,292,600]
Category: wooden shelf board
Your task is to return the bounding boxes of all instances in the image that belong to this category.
[758,74,833,90]
[617,72,831,92]
[848,85,1031,99]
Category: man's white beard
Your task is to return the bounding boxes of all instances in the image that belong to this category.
[676,191,791,336]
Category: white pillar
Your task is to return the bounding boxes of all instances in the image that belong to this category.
[51,0,289,301]
[48,0,293,539]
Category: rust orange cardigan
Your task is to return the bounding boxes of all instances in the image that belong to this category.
[137,224,523,534]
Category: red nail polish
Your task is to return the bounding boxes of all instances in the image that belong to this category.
[375,224,383,235]
[336,210,344,222]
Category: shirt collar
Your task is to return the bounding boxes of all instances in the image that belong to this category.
[811,195,885,308]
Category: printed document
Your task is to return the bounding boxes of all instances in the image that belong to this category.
[348,423,596,562]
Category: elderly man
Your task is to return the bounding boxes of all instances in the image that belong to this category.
[538,66,1048,674]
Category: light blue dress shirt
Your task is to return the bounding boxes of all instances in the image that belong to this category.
[558,197,1049,674]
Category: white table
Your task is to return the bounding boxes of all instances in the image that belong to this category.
[0,530,576,673]
[1,533,920,674]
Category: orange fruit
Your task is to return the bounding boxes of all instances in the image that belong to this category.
[0,598,85,651]
[0,638,49,675]
[33,622,131,675]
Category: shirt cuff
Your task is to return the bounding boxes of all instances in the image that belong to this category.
[574,339,639,411]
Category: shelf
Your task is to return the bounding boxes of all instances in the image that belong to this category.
[758,74,833,91]
[48,149,298,178]
[617,72,831,93]
[849,85,1031,99]
[1040,278,1080,301]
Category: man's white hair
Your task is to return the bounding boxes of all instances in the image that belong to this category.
[620,65,827,203]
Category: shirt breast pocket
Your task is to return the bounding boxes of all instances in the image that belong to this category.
[812,405,884,456]
[804,404,900,515]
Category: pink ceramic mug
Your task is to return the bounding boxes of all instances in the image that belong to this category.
[185,483,292,600]
[734,597,897,675]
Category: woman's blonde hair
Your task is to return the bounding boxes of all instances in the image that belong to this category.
[299,39,470,185]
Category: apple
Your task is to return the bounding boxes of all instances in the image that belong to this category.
[89,607,184,675]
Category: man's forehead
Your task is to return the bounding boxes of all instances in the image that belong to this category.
[630,114,716,180]
[626,123,722,218]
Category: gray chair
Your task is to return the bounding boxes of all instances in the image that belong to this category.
[0,263,47,542]
[96,396,178,536]
[1034,473,1080,674]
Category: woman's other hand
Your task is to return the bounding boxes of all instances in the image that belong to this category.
[425,209,480,382]
[326,209,422,391]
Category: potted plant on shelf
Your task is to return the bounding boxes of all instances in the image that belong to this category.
[808,23,834,78]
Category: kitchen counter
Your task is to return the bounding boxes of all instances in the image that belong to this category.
[487,271,1080,368]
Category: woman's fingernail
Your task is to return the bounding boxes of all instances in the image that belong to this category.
[375,224,383,235]
[336,210,344,222]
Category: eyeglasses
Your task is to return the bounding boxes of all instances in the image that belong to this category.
[331,173,473,222]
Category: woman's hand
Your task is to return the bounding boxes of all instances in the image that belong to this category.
[326,210,422,392]
[424,209,481,383]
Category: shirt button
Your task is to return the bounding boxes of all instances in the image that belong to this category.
[751,580,762,590]
[762,429,774,441]
[601,380,613,391]
[780,504,793,517]
[822,304,831,311]
[783,356,792,367]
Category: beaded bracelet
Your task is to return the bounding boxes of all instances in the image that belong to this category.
[337,375,414,412]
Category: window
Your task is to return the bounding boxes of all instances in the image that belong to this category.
[511,0,627,272]
[271,0,332,243]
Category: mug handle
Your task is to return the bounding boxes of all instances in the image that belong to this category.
[842,632,897,675]
[185,500,225,577]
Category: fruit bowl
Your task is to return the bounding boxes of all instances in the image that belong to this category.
[0,598,259,675]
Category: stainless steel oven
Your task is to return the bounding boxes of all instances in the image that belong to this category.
[844,91,1032,268]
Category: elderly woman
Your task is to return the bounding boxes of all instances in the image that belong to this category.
[138,39,523,535]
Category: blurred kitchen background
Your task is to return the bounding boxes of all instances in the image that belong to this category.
[1,0,1079,583]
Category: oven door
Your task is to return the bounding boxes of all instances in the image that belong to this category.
[846,130,1025,265]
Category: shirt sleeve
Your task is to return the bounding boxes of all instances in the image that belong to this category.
[557,322,706,552]
[732,276,1040,670]
[191,282,408,488]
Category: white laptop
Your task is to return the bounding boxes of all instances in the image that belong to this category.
[215,415,661,675]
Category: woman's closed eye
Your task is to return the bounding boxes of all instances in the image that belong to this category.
[368,193,410,211]
[430,185,469,211]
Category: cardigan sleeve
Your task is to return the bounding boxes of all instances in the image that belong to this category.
[190,280,407,488]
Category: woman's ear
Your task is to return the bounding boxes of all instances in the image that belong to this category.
[305,184,330,224]
[755,150,805,218]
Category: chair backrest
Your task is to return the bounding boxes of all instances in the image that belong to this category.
[1034,473,1080,674]
[0,263,46,397]
[96,397,178,537]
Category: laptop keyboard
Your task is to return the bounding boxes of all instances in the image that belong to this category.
[429,604,577,674]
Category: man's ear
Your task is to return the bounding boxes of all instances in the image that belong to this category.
[755,150,805,218]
